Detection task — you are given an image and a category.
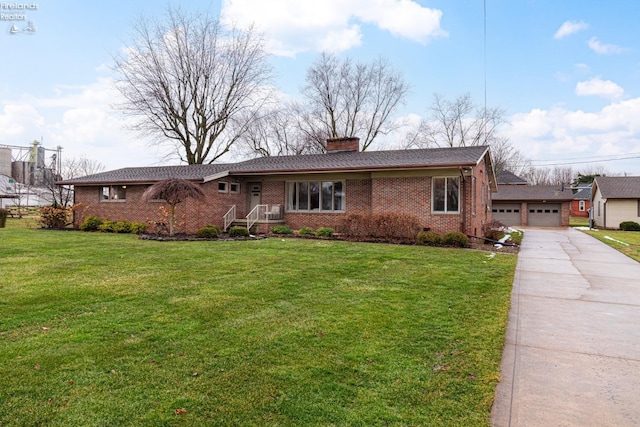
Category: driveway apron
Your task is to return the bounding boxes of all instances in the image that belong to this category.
[491,227,640,427]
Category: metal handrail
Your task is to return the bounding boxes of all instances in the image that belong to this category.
[246,204,266,231]
[223,205,236,231]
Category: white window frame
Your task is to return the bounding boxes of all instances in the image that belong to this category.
[432,176,460,214]
[579,200,585,211]
[218,181,228,193]
[286,180,345,213]
[230,182,240,193]
[101,185,126,201]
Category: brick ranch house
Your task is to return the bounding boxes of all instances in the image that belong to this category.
[58,138,497,236]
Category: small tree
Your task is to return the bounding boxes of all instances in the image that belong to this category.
[141,178,205,236]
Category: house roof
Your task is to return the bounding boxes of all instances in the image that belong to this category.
[58,146,493,185]
[593,176,640,199]
[493,185,575,202]
[573,187,592,200]
[496,170,527,185]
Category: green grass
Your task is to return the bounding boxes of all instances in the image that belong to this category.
[581,229,640,263]
[1,219,516,426]
[570,216,590,227]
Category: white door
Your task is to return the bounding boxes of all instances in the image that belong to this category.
[249,183,261,211]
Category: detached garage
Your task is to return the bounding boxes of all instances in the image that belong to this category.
[493,185,574,227]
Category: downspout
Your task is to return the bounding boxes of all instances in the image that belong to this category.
[459,167,467,234]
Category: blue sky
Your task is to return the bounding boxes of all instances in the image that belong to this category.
[2,0,639,175]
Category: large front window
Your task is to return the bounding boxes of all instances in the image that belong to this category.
[287,181,345,212]
[101,185,126,201]
[432,177,459,213]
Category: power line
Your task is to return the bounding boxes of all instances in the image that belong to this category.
[528,151,640,163]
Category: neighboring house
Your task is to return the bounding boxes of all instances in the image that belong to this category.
[492,185,574,227]
[58,138,497,236]
[570,185,591,218]
[591,176,640,229]
[496,170,528,185]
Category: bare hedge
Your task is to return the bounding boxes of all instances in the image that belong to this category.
[338,213,422,243]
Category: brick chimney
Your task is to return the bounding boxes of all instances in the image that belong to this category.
[326,137,360,153]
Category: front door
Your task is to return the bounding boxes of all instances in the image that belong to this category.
[249,183,261,211]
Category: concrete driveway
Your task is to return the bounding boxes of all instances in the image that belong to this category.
[491,227,640,427]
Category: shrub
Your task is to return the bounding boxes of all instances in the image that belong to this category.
[416,230,441,246]
[338,213,422,242]
[80,215,103,231]
[620,221,640,231]
[113,221,132,234]
[315,227,334,238]
[98,220,116,233]
[298,226,315,236]
[270,224,293,235]
[442,231,469,248]
[0,209,7,228]
[39,206,70,229]
[228,226,249,238]
[483,219,506,242]
[196,225,221,238]
[129,222,148,234]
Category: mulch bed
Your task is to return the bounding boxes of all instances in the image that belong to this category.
[137,232,520,253]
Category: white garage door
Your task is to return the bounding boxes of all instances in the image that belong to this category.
[492,203,522,226]
[528,203,561,227]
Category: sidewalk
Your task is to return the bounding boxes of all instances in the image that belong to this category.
[491,228,640,426]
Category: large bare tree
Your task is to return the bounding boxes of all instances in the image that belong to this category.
[300,53,409,151]
[402,93,527,176]
[236,104,324,157]
[114,7,273,164]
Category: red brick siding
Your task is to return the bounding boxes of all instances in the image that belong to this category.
[74,181,246,234]
[73,163,492,236]
[570,199,590,217]
[282,179,372,231]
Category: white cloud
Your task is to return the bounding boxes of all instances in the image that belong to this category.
[0,104,45,138]
[220,0,447,56]
[588,37,623,55]
[554,20,588,39]
[0,79,170,172]
[501,97,640,174]
[575,77,624,100]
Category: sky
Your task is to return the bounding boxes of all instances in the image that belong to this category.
[1,0,639,176]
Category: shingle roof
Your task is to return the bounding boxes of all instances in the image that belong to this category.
[573,187,592,200]
[58,146,491,185]
[594,176,640,199]
[496,170,527,185]
[493,185,575,201]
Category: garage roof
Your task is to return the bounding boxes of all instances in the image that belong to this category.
[493,185,575,201]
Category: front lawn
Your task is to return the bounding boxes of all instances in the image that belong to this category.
[581,229,640,263]
[0,221,516,426]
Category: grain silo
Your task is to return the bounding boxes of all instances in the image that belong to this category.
[0,146,11,177]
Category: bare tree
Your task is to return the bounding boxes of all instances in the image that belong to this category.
[491,137,531,176]
[406,93,528,176]
[414,93,505,148]
[300,53,409,151]
[237,104,323,157]
[142,178,205,236]
[114,7,273,164]
[49,156,105,207]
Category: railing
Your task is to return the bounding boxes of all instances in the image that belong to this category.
[223,205,236,231]
[245,204,282,232]
[246,204,266,232]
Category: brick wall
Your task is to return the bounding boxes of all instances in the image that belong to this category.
[74,181,246,234]
[73,164,491,236]
[570,200,590,218]
[282,179,372,230]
